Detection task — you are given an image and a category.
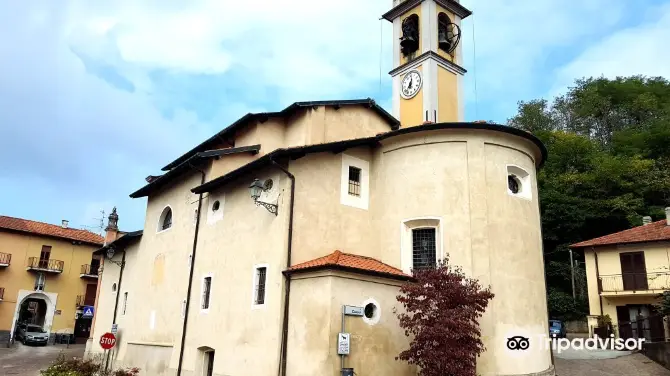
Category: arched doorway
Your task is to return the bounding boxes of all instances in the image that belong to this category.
[10,291,57,342]
[18,298,47,326]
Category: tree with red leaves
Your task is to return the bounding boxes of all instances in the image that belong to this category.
[395,256,494,376]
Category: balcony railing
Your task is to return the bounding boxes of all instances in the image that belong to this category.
[26,257,64,273]
[80,264,100,278]
[76,294,95,307]
[0,252,10,266]
[0,287,4,300]
[598,272,670,293]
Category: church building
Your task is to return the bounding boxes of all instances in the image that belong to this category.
[87,1,554,375]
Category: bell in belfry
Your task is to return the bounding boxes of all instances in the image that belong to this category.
[400,15,419,56]
[438,30,452,53]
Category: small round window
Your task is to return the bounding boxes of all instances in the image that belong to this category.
[361,299,381,325]
[212,200,220,212]
[508,175,520,194]
[112,283,117,292]
[364,303,376,319]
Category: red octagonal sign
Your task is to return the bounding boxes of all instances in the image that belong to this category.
[99,332,116,350]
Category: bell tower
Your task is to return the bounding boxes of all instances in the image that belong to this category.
[382,0,471,127]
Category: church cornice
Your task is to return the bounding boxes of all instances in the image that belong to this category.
[381,0,472,22]
[388,51,467,77]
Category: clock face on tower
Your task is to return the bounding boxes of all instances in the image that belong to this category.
[401,70,422,99]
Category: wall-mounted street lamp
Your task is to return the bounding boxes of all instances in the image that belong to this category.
[249,178,278,216]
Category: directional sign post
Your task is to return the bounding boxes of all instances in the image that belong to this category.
[100,332,116,350]
[82,306,95,318]
[343,305,364,316]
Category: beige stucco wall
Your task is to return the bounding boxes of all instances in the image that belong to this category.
[91,122,549,375]
[88,172,203,376]
[178,165,290,376]
[287,271,415,376]
[372,129,550,376]
[0,231,99,335]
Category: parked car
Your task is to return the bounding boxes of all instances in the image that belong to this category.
[16,323,49,346]
[549,319,567,339]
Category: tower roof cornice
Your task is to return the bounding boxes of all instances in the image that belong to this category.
[382,0,472,22]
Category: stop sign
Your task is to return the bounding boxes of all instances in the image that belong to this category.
[99,332,116,350]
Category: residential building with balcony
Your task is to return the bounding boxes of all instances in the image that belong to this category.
[0,215,104,344]
[572,208,670,342]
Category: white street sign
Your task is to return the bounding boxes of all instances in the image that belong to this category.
[111,324,118,335]
[338,333,350,355]
[343,305,364,316]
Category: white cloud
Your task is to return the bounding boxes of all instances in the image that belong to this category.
[66,0,395,102]
[550,3,670,96]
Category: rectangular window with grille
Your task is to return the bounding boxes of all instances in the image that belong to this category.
[202,277,212,310]
[255,267,267,305]
[123,292,128,315]
[412,228,436,270]
[348,166,361,197]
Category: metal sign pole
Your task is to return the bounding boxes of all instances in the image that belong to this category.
[340,306,345,375]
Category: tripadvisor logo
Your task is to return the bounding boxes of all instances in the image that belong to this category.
[505,334,645,354]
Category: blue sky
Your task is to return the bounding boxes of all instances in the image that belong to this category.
[1,0,670,232]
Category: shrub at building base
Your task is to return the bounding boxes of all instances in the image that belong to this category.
[396,256,494,376]
[40,355,140,376]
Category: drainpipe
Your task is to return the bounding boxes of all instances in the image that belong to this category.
[271,159,295,376]
[111,250,127,324]
[176,166,206,376]
[105,248,126,372]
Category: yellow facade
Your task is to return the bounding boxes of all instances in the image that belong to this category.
[583,241,670,336]
[437,67,458,122]
[399,66,424,127]
[0,229,101,342]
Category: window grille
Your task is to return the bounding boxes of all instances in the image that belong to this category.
[348,166,361,197]
[161,208,172,230]
[412,228,436,269]
[202,277,211,309]
[255,267,267,305]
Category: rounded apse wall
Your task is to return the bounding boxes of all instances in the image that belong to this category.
[373,128,553,376]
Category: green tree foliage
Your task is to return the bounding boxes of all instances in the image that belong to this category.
[508,76,670,320]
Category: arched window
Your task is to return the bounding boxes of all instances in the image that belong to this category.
[158,206,173,232]
[400,14,420,57]
[437,12,460,54]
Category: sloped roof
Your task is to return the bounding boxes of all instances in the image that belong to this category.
[130,145,261,198]
[285,250,412,281]
[192,122,548,194]
[161,99,399,171]
[0,215,104,245]
[571,220,670,248]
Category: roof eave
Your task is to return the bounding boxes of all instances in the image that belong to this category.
[283,264,414,282]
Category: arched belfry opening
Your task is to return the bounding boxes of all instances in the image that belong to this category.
[438,13,460,54]
[400,14,420,57]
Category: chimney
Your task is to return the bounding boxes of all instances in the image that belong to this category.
[104,207,119,245]
[61,220,69,229]
[666,207,670,225]
[643,216,652,226]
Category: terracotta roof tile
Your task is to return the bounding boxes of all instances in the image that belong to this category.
[571,220,670,248]
[286,250,411,280]
[0,215,104,245]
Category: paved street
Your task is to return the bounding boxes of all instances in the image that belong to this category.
[554,348,670,376]
[0,343,85,376]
